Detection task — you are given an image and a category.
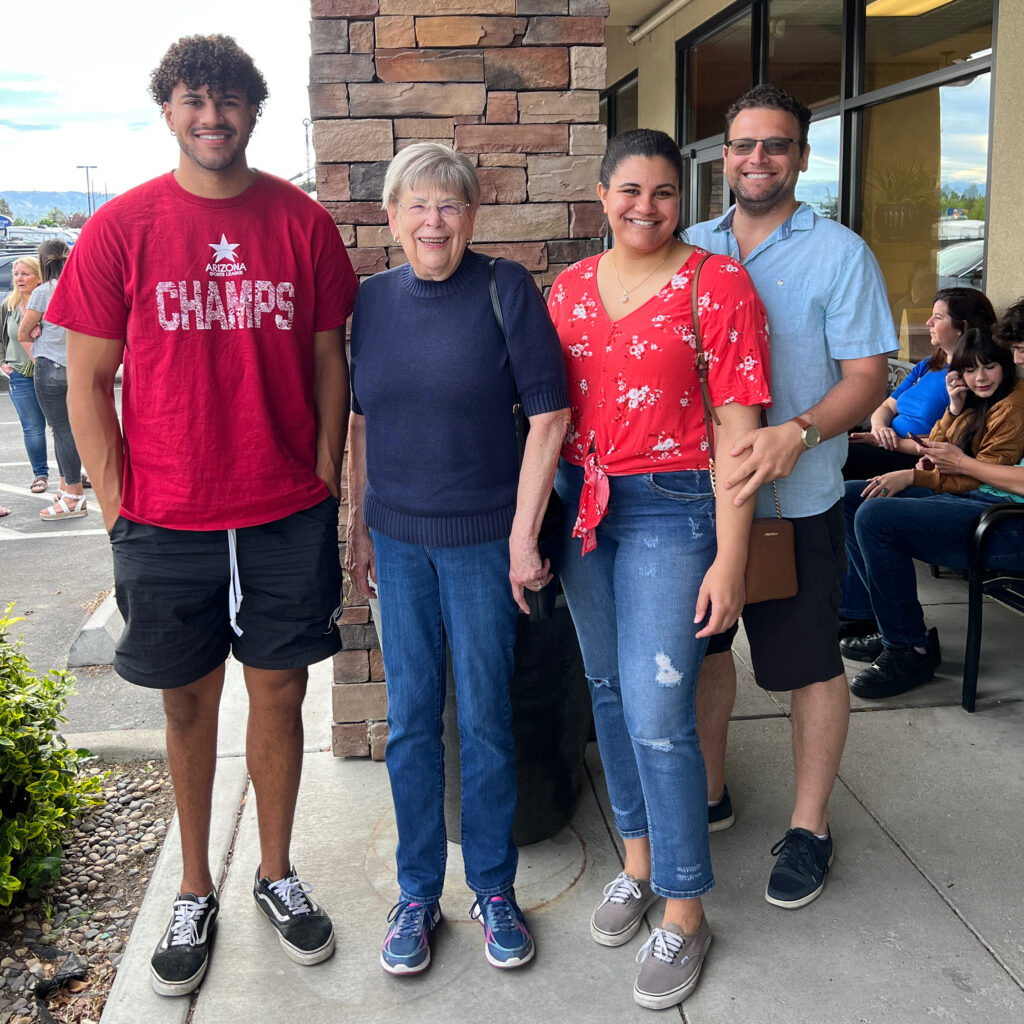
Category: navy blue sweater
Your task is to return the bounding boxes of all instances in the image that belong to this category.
[350,249,569,547]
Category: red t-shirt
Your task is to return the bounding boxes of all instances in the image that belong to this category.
[548,248,771,551]
[48,172,357,530]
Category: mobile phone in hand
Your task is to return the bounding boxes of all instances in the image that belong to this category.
[908,431,926,445]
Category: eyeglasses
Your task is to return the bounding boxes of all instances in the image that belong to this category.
[396,201,471,219]
[725,137,796,156]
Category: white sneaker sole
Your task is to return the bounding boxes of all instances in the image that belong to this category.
[278,927,335,965]
[633,933,712,1009]
[380,948,430,975]
[764,850,835,909]
[484,942,535,969]
[590,894,660,947]
[150,958,208,997]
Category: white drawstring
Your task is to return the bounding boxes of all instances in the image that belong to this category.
[227,528,244,636]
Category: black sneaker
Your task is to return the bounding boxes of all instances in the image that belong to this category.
[150,891,219,996]
[708,785,735,832]
[840,632,884,663]
[837,616,877,640]
[765,828,834,909]
[850,628,941,699]
[253,866,335,965]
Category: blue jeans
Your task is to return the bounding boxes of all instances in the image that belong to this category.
[842,480,1024,647]
[555,461,716,900]
[34,358,82,486]
[371,530,519,904]
[7,369,48,478]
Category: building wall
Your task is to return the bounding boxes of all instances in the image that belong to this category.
[986,0,1024,312]
[606,0,731,136]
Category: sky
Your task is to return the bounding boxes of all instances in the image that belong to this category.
[0,1,314,196]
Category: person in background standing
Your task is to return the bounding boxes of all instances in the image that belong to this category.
[1,255,49,497]
[19,239,87,520]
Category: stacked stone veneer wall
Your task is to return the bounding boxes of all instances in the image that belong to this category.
[313,0,609,758]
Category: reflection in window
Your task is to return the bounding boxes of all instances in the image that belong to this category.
[687,11,752,144]
[767,0,843,110]
[695,156,727,224]
[863,0,992,94]
[796,116,840,219]
[601,74,638,138]
[859,72,990,360]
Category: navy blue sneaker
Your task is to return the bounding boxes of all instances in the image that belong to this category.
[469,890,535,968]
[765,828,834,909]
[380,900,442,975]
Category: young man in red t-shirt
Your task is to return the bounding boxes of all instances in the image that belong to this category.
[50,35,357,996]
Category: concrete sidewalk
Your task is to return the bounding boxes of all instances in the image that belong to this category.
[93,566,1024,1023]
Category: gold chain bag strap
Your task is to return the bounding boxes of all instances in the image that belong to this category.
[690,254,798,605]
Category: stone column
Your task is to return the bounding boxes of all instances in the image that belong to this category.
[311,0,609,757]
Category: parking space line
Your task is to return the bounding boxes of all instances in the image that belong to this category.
[0,483,66,501]
[0,527,108,540]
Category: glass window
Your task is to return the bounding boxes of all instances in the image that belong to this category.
[767,0,843,110]
[796,115,840,219]
[863,0,992,95]
[693,152,727,224]
[601,75,638,138]
[615,78,639,135]
[859,71,990,359]
[687,11,752,144]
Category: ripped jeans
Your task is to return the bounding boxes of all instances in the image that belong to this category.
[555,461,715,899]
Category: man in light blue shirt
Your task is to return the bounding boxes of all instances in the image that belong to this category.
[684,85,894,910]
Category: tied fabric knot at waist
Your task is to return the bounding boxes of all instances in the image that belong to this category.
[574,451,611,555]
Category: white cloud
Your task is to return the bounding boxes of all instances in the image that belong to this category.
[1,1,314,195]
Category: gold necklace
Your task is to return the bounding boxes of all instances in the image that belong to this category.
[610,245,673,304]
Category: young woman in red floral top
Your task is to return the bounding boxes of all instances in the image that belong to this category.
[547,129,771,1010]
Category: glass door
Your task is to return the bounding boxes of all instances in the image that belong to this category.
[688,146,728,228]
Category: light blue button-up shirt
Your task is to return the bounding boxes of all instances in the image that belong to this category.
[685,203,896,518]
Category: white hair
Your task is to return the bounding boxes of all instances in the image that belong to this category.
[380,142,480,210]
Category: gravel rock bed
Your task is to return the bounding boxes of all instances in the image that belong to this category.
[0,759,174,1024]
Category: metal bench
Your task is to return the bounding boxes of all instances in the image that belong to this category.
[962,502,1024,711]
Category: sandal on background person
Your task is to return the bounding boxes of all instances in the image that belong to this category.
[30,476,48,493]
[39,490,87,521]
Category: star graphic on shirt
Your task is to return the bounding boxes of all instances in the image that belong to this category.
[209,234,241,263]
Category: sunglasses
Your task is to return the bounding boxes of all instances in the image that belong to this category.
[725,137,796,156]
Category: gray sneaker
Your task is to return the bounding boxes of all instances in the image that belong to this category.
[591,872,659,947]
[633,918,712,1010]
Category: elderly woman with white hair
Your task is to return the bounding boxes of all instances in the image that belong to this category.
[345,143,570,976]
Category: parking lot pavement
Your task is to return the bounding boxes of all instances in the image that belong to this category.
[1,384,161,731]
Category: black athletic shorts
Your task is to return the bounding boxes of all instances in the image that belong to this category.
[110,496,343,688]
[701,501,846,692]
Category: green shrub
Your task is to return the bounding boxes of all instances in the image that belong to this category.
[0,605,103,906]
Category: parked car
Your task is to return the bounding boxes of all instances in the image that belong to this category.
[937,239,985,290]
[0,252,26,295]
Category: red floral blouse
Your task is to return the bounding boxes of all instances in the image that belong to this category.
[547,247,771,553]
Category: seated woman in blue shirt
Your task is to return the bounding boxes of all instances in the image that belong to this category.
[843,287,995,480]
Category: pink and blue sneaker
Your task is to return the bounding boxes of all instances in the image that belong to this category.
[469,890,535,968]
[380,899,442,975]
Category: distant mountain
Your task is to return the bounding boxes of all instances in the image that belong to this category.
[0,191,114,224]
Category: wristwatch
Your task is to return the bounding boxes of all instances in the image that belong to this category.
[791,416,821,449]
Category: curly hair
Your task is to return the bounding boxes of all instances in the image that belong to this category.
[994,295,1024,347]
[725,84,812,153]
[149,34,268,112]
